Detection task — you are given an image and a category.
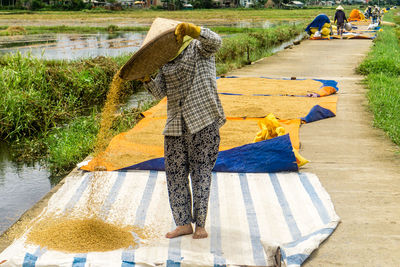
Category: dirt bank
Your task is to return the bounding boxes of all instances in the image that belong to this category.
[229,39,400,266]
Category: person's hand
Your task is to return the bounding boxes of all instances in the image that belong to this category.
[175,22,201,43]
[138,75,151,83]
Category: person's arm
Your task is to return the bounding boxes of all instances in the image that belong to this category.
[143,72,166,100]
[334,12,338,24]
[195,28,222,58]
[175,22,222,58]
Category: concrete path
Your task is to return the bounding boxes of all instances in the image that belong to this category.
[229,39,400,265]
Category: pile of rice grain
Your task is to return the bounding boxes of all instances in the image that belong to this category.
[26,216,147,253]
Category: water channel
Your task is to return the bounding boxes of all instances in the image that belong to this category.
[0,21,303,235]
[0,143,51,235]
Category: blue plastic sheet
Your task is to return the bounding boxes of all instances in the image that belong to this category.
[302,105,335,123]
[305,14,331,33]
[123,134,298,173]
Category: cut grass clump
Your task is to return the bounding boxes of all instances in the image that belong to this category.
[358,25,400,146]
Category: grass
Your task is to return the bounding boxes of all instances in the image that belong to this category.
[44,103,154,176]
[357,19,400,146]
[0,7,353,23]
[216,22,305,74]
[0,25,149,36]
[0,53,139,140]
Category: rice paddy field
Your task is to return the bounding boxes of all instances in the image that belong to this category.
[0,8,352,27]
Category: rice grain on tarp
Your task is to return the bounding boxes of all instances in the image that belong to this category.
[26,216,153,253]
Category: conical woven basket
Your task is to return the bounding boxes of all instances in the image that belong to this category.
[119,18,182,81]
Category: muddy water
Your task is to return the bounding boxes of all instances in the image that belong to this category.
[0,143,51,235]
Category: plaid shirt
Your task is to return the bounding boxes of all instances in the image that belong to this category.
[145,28,226,136]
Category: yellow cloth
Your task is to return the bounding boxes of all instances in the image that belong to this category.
[253,113,309,167]
[169,35,193,62]
[293,149,309,167]
[323,23,331,28]
[175,22,201,43]
[253,113,284,142]
[321,27,330,36]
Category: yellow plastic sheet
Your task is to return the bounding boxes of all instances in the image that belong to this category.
[82,78,336,172]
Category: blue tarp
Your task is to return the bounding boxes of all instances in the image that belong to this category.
[302,105,336,123]
[123,134,298,173]
[305,14,331,33]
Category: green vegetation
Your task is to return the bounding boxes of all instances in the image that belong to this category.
[358,23,400,146]
[0,53,150,175]
[0,7,343,23]
[216,23,305,74]
[0,25,149,36]
[45,105,152,175]
[0,53,136,140]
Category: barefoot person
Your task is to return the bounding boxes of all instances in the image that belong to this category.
[141,21,225,239]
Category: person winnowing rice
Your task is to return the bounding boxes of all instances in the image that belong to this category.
[123,19,226,239]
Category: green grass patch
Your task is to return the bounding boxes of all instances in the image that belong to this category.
[215,23,305,75]
[44,102,154,176]
[0,53,138,140]
[365,73,400,145]
[0,25,150,36]
[358,27,400,76]
[45,112,99,175]
[0,7,348,23]
[358,25,400,146]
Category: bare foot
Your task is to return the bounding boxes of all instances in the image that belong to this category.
[193,226,208,239]
[165,224,193,239]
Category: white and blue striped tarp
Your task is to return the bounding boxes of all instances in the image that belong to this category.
[0,171,339,267]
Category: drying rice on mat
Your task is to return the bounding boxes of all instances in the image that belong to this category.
[216,77,324,96]
[21,71,152,253]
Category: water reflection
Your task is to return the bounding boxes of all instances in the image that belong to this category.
[0,32,147,60]
[0,20,302,61]
[0,143,51,235]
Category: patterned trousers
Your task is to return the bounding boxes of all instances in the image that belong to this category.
[164,121,220,227]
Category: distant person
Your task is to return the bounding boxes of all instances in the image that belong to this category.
[334,5,348,37]
[364,6,372,19]
[372,5,380,23]
[305,14,331,36]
